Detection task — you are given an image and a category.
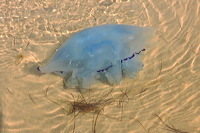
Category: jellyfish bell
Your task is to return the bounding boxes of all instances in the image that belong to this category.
[38,24,154,88]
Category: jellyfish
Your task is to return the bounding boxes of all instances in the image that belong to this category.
[38,24,154,88]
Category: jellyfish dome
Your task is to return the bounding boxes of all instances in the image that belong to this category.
[39,24,154,88]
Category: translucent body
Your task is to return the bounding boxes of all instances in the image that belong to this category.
[39,24,154,88]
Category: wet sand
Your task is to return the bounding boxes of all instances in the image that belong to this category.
[0,0,199,133]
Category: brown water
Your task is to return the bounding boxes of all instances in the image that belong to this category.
[0,0,199,133]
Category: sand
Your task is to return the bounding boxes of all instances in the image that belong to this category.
[0,0,199,133]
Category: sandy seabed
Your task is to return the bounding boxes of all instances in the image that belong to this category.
[0,0,199,133]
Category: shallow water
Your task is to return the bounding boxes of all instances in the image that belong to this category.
[0,0,199,133]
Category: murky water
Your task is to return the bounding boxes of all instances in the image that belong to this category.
[0,0,199,133]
